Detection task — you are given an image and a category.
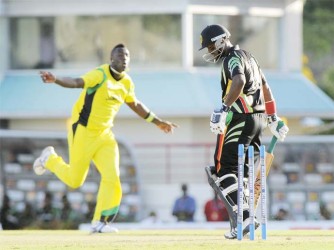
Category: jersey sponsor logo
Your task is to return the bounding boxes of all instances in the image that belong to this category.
[106,94,122,103]
[107,80,127,92]
[107,81,113,89]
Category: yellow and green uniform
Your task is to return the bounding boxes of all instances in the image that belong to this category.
[45,64,137,223]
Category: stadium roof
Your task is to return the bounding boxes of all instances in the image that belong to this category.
[1,69,334,119]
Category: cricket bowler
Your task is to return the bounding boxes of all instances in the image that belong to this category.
[33,44,178,233]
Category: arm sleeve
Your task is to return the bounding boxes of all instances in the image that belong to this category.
[81,68,105,89]
[228,55,245,78]
[124,78,138,103]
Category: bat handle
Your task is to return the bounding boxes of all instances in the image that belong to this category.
[267,120,284,154]
[267,136,277,154]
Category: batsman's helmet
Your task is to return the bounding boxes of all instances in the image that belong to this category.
[199,24,231,51]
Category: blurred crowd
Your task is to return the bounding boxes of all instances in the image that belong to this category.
[171,183,229,223]
[170,183,332,223]
[2,183,332,230]
[0,192,94,230]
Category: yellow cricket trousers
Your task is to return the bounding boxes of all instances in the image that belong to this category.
[45,123,122,222]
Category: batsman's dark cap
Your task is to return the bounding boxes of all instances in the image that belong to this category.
[199,24,231,50]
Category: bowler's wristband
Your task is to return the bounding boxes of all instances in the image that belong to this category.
[145,111,156,123]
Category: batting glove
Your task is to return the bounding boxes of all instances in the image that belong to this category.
[268,114,289,141]
[210,104,230,135]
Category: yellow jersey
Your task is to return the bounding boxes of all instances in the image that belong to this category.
[71,64,137,130]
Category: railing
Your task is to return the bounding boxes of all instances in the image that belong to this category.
[134,143,216,184]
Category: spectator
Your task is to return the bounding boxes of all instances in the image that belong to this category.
[18,202,36,229]
[172,184,196,222]
[37,192,59,229]
[59,194,79,229]
[274,208,289,221]
[320,202,331,220]
[84,201,96,223]
[204,191,229,222]
[140,211,161,224]
[0,194,20,230]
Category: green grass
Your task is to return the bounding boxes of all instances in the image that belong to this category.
[0,229,333,250]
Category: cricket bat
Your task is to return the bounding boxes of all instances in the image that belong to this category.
[253,134,279,209]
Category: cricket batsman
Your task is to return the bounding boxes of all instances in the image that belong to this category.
[199,24,289,239]
[33,43,178,233]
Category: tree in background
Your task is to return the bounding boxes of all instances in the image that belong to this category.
[321,67,334,100]
[303,0,334,100]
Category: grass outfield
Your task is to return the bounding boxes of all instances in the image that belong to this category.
[0,229,333,250]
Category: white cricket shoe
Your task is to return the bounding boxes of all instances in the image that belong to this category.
[224,218,260,239]
[224,228,238,239]
[91,221,119,234]
[33,146,55,175]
